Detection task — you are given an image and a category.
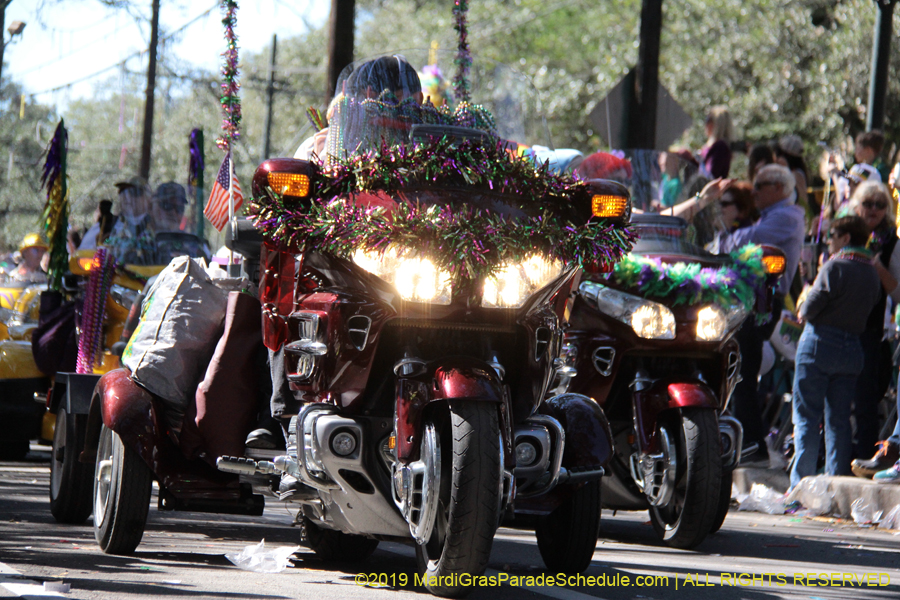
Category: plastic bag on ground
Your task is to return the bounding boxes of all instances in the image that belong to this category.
[880,505,900,530]
[736,483,786,515]
[850,498,883,525]
[785,475,834,516]
[225,539,299,574]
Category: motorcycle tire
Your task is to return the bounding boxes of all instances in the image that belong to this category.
[709,468,734,534]
[415,401,501,598]
[303,518,379,562]
[49,407,94,524]
[93,424,153,555]
[648,408,722,549]
[535,480,601,573]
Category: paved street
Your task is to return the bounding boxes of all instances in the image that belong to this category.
[2,445,900,600]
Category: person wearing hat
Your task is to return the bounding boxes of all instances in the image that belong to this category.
[151,182,188,233]
[103,176,156,265]
[11,233,49,283]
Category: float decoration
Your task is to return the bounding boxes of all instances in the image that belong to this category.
[76,248,116,374]
[216,0,241,150]
[608,244,768,317]
[251,137,636,286]
[39,120,69,292]
[452,0,472,103]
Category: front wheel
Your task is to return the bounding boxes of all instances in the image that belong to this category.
[49,407,94,524]
[415,401,502,598]
[648,408,722,549]
[93,424,153,554]
[535,480,601,573]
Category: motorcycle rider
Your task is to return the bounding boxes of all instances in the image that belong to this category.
[9,234,49,283]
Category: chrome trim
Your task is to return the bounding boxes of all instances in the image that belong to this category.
[719,415,743,469]
[392,422,440,544]
[592,346,616,377]
[517,413,565,498]
[347,315,372,351]
[631,426,676,507]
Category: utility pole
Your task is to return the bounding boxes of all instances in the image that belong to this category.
[261,34,277,163]
[139,0,160,180]
[327,0,355,101]
[866,0,896,131]
[626,0,663,150]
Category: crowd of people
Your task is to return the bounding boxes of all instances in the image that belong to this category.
[630,114,900,489]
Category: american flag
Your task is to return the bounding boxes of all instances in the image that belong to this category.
[204,151,244,231]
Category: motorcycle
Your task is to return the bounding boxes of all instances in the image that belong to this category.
[557,150,786,548]
[46,231,211,524]
[80,51,633,597]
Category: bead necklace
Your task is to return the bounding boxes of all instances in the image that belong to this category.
[832,246,873,265]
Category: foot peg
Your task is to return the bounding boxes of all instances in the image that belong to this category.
[218,454,301,478]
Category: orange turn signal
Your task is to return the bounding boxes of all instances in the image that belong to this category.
[69,256,94,275]
[591,194,628,218]
[762,254,786,275]
[268,172,310,197]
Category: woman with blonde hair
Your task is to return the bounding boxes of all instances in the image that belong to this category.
[843,180,900,469]
[700,106,733,179]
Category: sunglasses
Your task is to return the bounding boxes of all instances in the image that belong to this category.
[862,201,888,210]
[753,181,778,190]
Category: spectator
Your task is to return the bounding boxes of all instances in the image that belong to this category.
[854,130,889,182]
[719,180,757,231]
[841,182,899,461]
[748,143,775,182]
[775,134,811,213]
[790,216,880,488]
[676,164,806,465]
[700,106,733,179]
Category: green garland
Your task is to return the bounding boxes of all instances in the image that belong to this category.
[251,138,635,285]
[609,244,768,312]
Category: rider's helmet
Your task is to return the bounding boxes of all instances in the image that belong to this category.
[19,233,48,252]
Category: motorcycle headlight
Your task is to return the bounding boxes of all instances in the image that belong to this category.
[353,247,452,304]
[580,281,675,340]
[696,305,727,342]
[482,256,564,308]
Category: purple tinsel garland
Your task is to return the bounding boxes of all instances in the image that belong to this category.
[217,0,241,150]
[76,248,117,374]
[189,128,204,183]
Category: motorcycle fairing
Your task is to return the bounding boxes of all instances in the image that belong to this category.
[540,393,614,469]
[633,379,719,454]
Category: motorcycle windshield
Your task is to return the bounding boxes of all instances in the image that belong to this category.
[324,50,549,165]
[593,148,727,259]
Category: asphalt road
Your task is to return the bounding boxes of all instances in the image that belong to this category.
[2,444,900,600]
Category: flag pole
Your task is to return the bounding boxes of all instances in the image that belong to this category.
[228,150,235,268]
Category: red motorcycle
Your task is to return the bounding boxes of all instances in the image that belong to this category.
[76,51,633,597]
[559,209,785,549]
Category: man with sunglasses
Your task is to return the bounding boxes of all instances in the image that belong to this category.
[687,164,806,467]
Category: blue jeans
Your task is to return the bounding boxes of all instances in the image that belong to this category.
[889,373,900,446]
[791,324,864,489]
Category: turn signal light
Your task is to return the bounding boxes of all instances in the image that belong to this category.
[591,194,628,218]
[69,256,94,275]
[762,254,786,275]
[268,172,310,197]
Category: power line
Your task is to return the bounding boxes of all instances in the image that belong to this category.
[26,2,219,97]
